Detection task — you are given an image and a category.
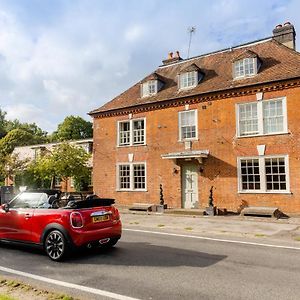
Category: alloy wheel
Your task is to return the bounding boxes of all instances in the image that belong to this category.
[45,230,66,261]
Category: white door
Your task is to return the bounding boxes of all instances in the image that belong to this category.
[182,164,199,208]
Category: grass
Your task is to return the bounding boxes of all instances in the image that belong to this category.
[255,233,266,237]
[0,277,75,300]
[0,295,17,300]
[157,224,165,227]
[184,227,193,231]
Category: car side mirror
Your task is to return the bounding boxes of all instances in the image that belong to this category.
[2,203,9,213]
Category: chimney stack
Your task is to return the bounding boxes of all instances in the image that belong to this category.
[273,22,296,50]
[162,50,182,65]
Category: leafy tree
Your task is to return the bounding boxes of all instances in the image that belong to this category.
[0,109,7,138]
[51,142,91,183]
[0,153,29,185]
[51,116,93,141]
[5,120,48,143]
[26,143,91,190]
[0,129,35,156]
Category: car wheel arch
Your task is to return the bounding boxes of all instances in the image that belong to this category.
[40,223,73,247]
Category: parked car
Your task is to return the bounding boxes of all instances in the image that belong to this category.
[0,190,122,261]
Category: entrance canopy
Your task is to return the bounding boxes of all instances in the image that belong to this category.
[161,150,209,164]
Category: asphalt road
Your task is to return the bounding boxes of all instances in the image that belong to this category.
[0,229,300,300]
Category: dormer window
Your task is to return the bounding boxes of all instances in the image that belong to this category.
[141,80,158,97]
[234,58,256,78]
[233,50,260,79]
[179,71,198,89]
[178,63,202,90]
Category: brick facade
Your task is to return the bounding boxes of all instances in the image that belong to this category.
[92,84,300,213]
[91,23,300,213]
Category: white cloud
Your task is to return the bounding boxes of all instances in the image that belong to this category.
[0,0,299,133]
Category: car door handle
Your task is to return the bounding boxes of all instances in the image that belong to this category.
[25,213,32,219]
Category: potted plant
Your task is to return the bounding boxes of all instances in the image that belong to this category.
[205,186,216,216]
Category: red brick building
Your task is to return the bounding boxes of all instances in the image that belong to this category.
[90,23,300,213]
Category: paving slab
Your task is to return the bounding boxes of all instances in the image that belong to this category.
[118,207,300,245]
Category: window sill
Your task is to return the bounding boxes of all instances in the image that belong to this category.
[238,191,292,195]
[178,138,198,142]
[236,131,289,139]
[116,189,148,192]
[117,144,147,148]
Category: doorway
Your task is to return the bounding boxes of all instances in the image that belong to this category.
[181,163,199,208]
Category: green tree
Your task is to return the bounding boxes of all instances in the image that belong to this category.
[27,143,91,190]
[51,116,93,141]
[0,109,7,138]
[0,129,36,156]
[0,153,29,185]
[0,129,35,156]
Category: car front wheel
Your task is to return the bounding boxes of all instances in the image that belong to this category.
[45,230,68,261]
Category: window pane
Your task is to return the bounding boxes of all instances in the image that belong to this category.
[265,157,287,191]
[133,164,146,189]
[239,103,258,136]
[119,165,130,189]
[180,111,196,139]
[119,122,130,146]
[133,120,145,145]
[240,159,260,190]
[180,72,197,88]
[263,99,284,134]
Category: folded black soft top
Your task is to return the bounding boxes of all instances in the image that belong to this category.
[66,197,115,208]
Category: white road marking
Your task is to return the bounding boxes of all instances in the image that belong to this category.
[0,266,140,300]
[124,228,300,251]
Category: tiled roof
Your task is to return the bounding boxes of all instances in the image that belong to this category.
[232,49,258,62]
[140,72,166,83]
[90,38,300,115]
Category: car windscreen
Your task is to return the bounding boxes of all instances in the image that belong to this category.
[9,193,48,209]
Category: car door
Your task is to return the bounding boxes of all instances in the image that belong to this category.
[0,192,44,242]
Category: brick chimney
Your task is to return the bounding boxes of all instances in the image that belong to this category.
[273,22,296,50]
[162,50,182,65]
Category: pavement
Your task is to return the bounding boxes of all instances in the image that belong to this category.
[117,206,300,246]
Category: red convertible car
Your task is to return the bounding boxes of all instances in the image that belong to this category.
[0,190,122,261]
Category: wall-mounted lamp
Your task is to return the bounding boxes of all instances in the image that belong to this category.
[199,167,204,173]
[173,168,179,174]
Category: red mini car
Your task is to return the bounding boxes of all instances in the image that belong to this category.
[0,190,122,261]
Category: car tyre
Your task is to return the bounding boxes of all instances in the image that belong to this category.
[44,230,68,261]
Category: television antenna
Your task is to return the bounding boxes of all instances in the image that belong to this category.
[187,26,196,58]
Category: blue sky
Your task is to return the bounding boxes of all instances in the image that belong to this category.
[0,0,299,133]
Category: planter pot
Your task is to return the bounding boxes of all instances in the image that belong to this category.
[205,206,216,216]
[156,205,164,213]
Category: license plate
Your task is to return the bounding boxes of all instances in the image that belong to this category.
[92,215,110,223]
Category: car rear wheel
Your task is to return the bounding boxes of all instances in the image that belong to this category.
[45,230,68,261]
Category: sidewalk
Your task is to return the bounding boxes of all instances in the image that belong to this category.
[118,206,300,246]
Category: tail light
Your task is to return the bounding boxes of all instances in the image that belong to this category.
[70,212,83,228]
[112,208,120,224]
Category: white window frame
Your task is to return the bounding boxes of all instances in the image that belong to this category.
[70,177,75,188]
[141,80,158,97]
[116,162,147,191]
[237,155,290,194]
[234,57,257,79]
[54,176,61,187]
[117,118,146,147]
[178,109,198,141]
[179,71,198,90]
[236,97,287,138]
